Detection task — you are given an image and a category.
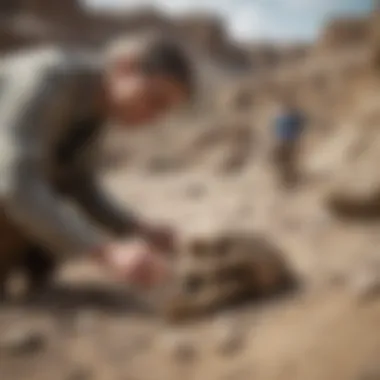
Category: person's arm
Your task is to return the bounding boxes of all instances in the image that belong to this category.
[70,169,141,237]
[0,60,110,258]
[69,162,175,252]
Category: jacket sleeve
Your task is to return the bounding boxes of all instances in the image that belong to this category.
[68,159,141,237]
[0,58,110,258]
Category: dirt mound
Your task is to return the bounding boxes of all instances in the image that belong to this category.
[158,231,297,322]
[323,101,380,220]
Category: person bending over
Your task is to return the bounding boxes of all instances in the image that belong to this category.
[0,32,194,292]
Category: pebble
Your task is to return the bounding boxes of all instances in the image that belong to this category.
[327,271,348,288]
[350,268,380,300]
[184,183,206,199]
[109,333,153,361]
[75,311,99,334]
[128,333,152,352]
[214,316,245,356]
[146,156,180,174]
[162,331,198,364]
[65,366,93,380]
[0,328,46,356]
[220,367,251,380]
[358,364,380,380]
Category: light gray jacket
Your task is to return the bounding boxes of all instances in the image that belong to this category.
[0,47,136,258]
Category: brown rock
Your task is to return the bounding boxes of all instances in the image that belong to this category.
[214,318,245,356]
[65,366,93,380]
[351,267,380,300]
[0,328,46,356]
[358,363,380,380]
[316,16,371,53]
[163,332,198,364]
[160,231,297,321]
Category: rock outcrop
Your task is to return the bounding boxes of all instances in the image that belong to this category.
[316,17,372,54]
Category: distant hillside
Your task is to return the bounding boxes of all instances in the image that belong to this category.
[0,0,311,72]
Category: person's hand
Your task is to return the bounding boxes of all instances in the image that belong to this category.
[96,239,172,290]
[139,223,177,254]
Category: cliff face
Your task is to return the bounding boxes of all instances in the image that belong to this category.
[314,6,380,56]
[0,0,252,69]
[0,0,311,71]
[317,18,371,51]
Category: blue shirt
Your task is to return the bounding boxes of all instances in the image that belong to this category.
[274,112,305,142]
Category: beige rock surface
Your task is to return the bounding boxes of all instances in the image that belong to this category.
[4,6,380,380]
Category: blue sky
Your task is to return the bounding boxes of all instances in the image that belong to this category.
[83,0,374,42]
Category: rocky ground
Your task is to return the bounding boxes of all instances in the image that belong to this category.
[3,95,380,380]
[3,9,380,379]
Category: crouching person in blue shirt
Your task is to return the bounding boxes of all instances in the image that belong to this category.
[272,96,305,189]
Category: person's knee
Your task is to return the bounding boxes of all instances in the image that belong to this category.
[23,245,57,285]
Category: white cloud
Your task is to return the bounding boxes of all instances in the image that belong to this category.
[282,0,343,10]
[227,3,268,40]
[84,0,275,41]
[83,0,370,42]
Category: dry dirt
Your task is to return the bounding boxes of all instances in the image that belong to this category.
[3,131,380,380]
[3,41,380,380]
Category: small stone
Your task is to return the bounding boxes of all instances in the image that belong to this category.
[215,318,245,356]
[237,203,253,219]
[65,367,93,380]
[0,329,46,356]
[358,364,380,380]
[351,269,380,300]
[75,311,98,334]
[185,183,206,199]
[327,271,347,287]
[163,332,197,364]
[110,333,152,361]
[146,156,180,174]
[220,367,251,380]
[129,334,152,352]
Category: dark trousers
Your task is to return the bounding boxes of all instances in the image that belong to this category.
[0,209,56,298]
[272,140,300,189]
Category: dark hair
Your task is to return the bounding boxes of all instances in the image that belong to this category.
[139,37,195,98]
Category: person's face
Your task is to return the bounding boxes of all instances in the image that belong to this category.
[105,58,189,127]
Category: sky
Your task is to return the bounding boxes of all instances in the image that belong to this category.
[83,0,374,42]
